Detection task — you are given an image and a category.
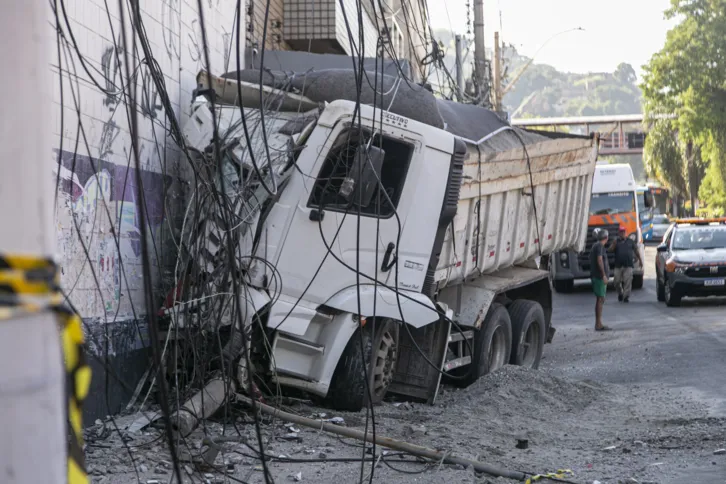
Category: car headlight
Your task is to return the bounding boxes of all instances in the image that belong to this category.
[666,258,690,273]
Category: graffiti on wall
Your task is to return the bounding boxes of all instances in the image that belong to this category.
[54,149,171,316]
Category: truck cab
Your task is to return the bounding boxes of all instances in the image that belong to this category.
[550,163,650,292]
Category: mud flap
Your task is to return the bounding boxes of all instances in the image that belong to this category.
[546,325,556,344]
[387,320,450,404]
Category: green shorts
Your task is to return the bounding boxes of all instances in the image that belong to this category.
[591,278,607,298]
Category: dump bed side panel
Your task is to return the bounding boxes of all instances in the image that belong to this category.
[435,137,597,288]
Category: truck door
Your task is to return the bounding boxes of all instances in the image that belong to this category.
[272,123,444,307]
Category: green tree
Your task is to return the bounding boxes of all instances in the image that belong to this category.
[641,0,726,212]
[614,62,637,85]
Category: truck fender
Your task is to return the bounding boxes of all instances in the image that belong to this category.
[322,285,439,328]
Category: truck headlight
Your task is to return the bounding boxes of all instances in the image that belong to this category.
[560,252,568,261]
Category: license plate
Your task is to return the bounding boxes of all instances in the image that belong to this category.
[704,279,725,287]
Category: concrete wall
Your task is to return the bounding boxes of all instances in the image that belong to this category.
[49,0,241,419]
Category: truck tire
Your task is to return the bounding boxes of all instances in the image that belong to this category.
[664,277,682,307]
[553,279,574,293]
[508,300,546,369]
[325,319,399,411]
[632,274,644,289]
[452,304,512,387]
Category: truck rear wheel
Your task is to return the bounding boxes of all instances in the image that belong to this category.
[508,300,546,369]
[632,274,644,289]
[451,304,512,387]
[325,319,399,411]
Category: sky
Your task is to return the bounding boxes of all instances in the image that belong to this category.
[426,0,677,78]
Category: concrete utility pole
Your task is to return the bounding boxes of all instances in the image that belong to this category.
[0,1,67,483]
[472,0,487,106]
[492,31,502,113]
[455,34,464,102]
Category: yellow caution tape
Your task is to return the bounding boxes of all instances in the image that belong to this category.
[0,255,90,484]
[525,469,575,484]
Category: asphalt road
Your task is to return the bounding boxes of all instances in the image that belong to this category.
[543,244,726,483]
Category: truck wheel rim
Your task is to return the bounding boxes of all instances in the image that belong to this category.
[373,327,398,397]
[521,322,539,367]
[488,326,507,371]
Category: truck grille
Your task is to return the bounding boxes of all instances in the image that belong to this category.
[685,265,726,278]
[577,223,620,273]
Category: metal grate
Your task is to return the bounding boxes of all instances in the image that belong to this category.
[577,223,620,272]
[685,265,726,278]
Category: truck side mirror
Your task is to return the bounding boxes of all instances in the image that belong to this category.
[644,190,654,208]
[339,145,386,208]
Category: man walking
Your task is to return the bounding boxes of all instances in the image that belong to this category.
[590,228,611,331]
[610,226,642,303]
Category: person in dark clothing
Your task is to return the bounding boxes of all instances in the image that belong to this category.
[590,228,611,331]
[609,226,642,303]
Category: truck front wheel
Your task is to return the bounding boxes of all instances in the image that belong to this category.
[508,300,546,369]
[325,319,399,411]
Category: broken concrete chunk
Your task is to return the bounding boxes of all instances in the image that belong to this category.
[404,424,427,438]
[602,445,617,451]
[714,448,726,455]
[289,471,302,481]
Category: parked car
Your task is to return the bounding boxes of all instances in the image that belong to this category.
[655,218,726,306]
[652,214,671,241]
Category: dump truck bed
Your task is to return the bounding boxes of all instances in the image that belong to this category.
[436,136,598,288]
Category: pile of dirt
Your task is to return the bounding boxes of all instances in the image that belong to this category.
[438,365,605,414]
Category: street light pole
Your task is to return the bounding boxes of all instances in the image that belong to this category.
[0,1,67,483]
[493,31,502,113]
[455,34,464,102]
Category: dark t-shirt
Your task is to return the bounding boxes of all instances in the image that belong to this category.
[613,236,637,268]
[589,241,609,279]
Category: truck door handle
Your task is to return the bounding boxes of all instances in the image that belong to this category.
[381,242,397,272]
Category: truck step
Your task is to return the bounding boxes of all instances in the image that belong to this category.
[443,356,472,372]
[448,330,474,343]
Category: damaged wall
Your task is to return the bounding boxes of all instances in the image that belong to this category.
[49,0,242,420]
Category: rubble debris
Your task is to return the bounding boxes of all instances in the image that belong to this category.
[602,445,617,452]
[236,393,527,481]
[404,424,427,438]
[516,439,529,450]
[289,471,302,481]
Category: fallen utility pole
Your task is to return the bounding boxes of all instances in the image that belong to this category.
[237,394,527,481]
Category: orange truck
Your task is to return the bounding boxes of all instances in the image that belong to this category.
[549,163,652,292]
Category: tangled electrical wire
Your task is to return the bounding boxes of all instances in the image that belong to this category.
[50,0,486,482]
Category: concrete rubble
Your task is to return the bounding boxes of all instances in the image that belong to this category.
[84,365,726,483]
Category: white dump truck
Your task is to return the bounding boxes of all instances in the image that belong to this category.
[163,69,598,412]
